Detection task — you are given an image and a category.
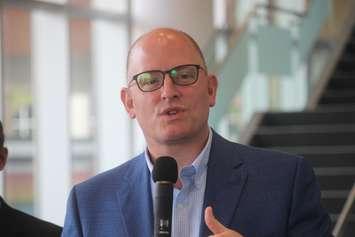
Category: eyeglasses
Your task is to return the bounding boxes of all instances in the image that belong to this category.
[129,64,206,92]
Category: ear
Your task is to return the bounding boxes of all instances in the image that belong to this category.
[0,147,8,171]
[207,75,218,107]
[120,87,136,119]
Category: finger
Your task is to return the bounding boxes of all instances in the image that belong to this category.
[205,206,228,234]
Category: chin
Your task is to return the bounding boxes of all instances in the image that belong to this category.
[159,127,190,143]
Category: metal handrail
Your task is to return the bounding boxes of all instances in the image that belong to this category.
[204,1,312,73]
[333,182,355,237]
[255,3,307,18]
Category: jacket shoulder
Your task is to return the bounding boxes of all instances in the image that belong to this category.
[73,153,146,194]
[0,199,62,236]
[213,131,303,167]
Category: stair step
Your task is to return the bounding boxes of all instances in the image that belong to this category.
[268,145,355,155]
[332,71,355,80]
[315,168,355,191]
[327,77,355,90]
[323,89,355,97]
[252,133,355,146]
[316,103,355,111]
[251,124,355,146]
[303,153,355,167]
[319,100,355,105]
[339,223,355,237]
[321,190,350,198]
[319,90,355,104]
[336,55,355,71]
[317,175,355,190]
[345,40,355,53]
[330,214,355,222]
[262,109,355,126]
[323,90,355,97]
[314,167,355,176]
[340,54,355,62]
[330,214,355,237]
[257,124,355,134]
[244,26,355,236]
[321,197,353,214]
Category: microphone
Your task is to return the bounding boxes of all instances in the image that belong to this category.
[152,156,178,237]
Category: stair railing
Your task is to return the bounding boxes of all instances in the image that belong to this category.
[307,0,355,109]
[206,0,327,136]
[205,2,309,74]
[332,182,355,237]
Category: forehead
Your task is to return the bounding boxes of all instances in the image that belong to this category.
[128,31,204,76]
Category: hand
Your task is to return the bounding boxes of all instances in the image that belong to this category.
[204,206,244,237]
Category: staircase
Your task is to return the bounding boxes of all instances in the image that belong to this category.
[248,27,355,235]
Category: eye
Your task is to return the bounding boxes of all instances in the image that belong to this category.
[180,72,194,79]
[176,69,195,81]
[146,77,160,85]
[137,72,162,89]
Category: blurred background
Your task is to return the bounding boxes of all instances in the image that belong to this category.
[0,0,354,235]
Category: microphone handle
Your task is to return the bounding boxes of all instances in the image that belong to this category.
[154,182,174,237]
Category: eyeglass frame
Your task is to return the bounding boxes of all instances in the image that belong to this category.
[128,64,207,92]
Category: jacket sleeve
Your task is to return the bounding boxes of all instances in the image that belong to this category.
[62,186,84,237]
[288,157,333,237]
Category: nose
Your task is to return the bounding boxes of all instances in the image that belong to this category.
[160,74,181,100]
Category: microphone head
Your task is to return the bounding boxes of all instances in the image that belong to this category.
[152,156,178,183]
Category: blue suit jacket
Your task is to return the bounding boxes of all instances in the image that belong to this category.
[62,132,332,237]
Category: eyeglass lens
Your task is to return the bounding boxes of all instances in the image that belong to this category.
[135,65,199,92]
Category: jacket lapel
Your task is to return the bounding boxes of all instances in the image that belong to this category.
[116,154,153,236]
[200,132,248,236]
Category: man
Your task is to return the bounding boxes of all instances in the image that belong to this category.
[0,121,62,236]
[62,28,332,236]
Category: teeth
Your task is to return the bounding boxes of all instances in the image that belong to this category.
[167,110,177,115]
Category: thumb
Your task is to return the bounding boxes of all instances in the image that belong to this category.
[204,206,228,234]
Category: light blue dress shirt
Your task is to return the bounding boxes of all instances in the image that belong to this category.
[145,129,213,237]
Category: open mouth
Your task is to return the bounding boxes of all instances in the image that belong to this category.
[160,107,185,117]
[166,110,178,115]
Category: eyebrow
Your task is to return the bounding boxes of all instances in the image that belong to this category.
[132,64,205,78]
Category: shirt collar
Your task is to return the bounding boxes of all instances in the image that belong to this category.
[145,128,213,186]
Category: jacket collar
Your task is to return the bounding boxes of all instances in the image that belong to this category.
[115,154,154,236]
[200,131,248,236]
[115,130,248,237]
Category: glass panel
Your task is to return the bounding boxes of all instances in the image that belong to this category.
[72,154,94,185]
[213,0,226,28]
[2,6,34,214]
[4,157,33,214]
[69,17,93,140]
[92,20,131,171]
[69,0,90,8]
[91,0,127,14]
[2,7,32,141]
[36,0,68,4]
[1,0,130,222]
[69,17,95,184]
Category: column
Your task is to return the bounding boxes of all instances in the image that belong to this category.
[92,20,131,172]
[31,10,70,225]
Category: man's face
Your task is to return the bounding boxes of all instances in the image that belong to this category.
[121,30,217,146]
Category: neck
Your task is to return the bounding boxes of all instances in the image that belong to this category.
[147,128,210,171]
